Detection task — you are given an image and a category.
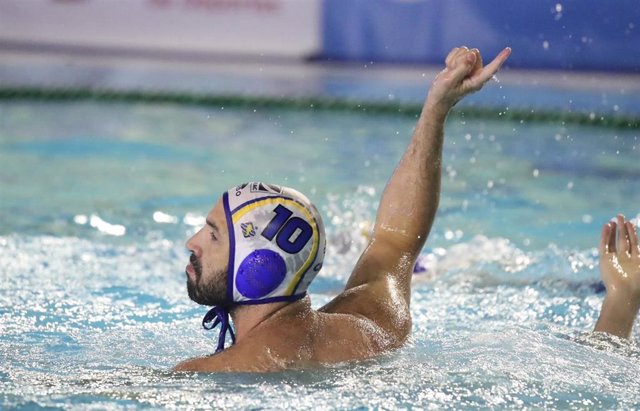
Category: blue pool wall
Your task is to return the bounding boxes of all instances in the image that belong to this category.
[321,0,640,72]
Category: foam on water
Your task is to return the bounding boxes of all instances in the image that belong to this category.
[2,218,640,409]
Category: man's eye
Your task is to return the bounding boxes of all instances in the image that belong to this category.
[210,231,217,241]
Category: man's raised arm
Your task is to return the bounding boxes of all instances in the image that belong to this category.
[345,47,511,295]
[320,47,511,349]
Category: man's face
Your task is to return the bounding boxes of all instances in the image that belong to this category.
[185,199,230,306]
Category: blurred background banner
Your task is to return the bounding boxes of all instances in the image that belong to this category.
[322,0,640,72]
[0,0,322,58]
[0,0,638,71]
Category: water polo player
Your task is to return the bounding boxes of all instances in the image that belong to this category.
[174,46,513,372]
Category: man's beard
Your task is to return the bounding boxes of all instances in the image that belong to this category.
[186,252,228,306]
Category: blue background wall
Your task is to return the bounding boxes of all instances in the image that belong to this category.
[322,0,640,72]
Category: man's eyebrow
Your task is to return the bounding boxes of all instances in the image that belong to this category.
[206,219,220,233]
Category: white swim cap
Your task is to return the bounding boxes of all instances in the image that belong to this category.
[222,182,326,304]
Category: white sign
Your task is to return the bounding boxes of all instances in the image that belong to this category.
[0,0,321,58]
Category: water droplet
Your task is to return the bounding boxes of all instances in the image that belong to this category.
[73,215,88,225]
[542,41,550,50]
[153,211,178,224]
[89,215,126,236]
[183,213,205,227]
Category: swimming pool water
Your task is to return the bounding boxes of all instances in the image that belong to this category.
[1,100,640,409]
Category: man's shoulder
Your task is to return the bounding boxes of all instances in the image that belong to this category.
[173,299,407,373]
[319,282,412,350]
[243,308,398,366]
[173,339,293,373]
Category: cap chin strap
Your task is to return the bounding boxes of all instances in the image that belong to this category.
[202,306,236,353]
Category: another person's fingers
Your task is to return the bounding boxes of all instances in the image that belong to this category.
[627,221,639,257]
[617,214,630,256]
[600,223,612,254]
[608,221,617,253]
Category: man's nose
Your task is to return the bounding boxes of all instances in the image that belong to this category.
[186,235,201,257]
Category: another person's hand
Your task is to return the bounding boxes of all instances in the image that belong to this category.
[594,214,640,338]
[426,46,511,118]
[599,215,640,302]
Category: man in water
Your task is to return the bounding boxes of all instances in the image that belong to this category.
[174,47,640,372]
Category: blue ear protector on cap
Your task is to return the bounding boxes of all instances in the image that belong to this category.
[235,249,287,299]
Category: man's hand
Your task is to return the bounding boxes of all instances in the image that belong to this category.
[426,47,511,119]
[594,215,640,338]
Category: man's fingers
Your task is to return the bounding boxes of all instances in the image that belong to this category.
[628,221,639,257]
[445,47,469,68]
[473,47,512,85]
[435,46,510,105]
[445,47,462,67]
[468,48,484,77]
[449,49,478,84]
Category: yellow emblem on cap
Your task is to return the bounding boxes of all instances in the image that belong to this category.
[241,222,256,238]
